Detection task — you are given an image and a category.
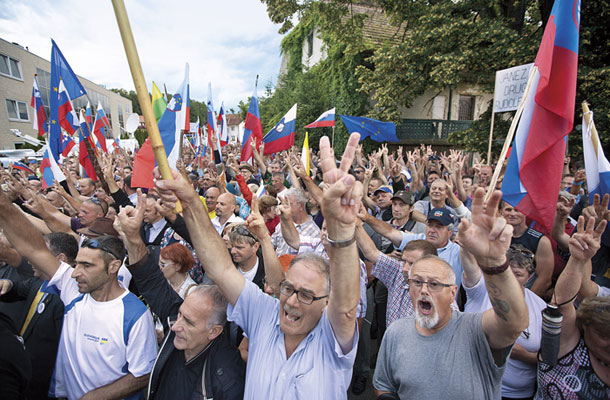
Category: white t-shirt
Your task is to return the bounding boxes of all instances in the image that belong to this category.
[212,214,244,235]
[46,262,157,400]
[239,258,259,283]
[464,276,546,398]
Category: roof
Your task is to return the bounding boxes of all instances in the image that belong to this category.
[226,114,242,126]
[344,3,407,46]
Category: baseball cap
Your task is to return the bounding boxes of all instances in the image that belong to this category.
[374,185,394,196]
[391,191,413,205]
[427,208,454,226]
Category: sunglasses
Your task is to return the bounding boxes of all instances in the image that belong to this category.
[82,238,122,261]
[233,225,258,242]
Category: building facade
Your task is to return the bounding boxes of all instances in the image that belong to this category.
[0,38,132,149]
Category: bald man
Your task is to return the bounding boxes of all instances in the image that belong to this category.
[211,193,244,235]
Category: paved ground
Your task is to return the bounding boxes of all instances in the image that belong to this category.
[347,373,376,399]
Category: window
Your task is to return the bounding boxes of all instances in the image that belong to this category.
[458,95,475,121]
[35,68,51,116]
[0,54,23,80]
[6,99,29,121]
[306,31,314,58]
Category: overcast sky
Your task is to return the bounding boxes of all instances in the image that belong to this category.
[0,0,284,110]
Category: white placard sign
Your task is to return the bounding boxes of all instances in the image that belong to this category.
[493,63,534,113]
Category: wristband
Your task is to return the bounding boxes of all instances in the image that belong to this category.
[326,235,356,248]
[574,181,584,185]
[480,259,510,275]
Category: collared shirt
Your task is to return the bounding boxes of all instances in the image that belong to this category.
[298,236,368,319]
[211,214,244,235]
[227,280,358,399]
[271,217,320,256]
[147,218,167,243]
[372,253,414,326]
[397,232,464,288]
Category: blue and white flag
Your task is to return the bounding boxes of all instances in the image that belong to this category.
[583,110,610,200]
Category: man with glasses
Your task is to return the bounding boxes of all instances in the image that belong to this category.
[154,133,363,399]
[0,187,157,400]
[373,188,528,399]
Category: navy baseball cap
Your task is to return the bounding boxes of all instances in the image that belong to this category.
[374,185,394,196]
[427,208,454,226]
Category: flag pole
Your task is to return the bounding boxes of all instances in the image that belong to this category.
[111,0,181,211]
[485,65,538,202]
[582,102,595,138]
[332,125,335,147]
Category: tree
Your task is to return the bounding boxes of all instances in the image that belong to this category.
[259,0,609,157]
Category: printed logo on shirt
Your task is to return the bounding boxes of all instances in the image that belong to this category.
[84,333,110,345]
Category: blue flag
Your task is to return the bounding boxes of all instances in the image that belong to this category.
[49,39,86,161]
[340,115,398,142]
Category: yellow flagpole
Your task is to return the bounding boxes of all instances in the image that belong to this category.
[111,0,181,212]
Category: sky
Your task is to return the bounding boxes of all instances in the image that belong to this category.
[0,0,285,111]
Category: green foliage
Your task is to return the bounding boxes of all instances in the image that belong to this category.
[110,89,206,124]
[110,88,142,115]
[257,0,609,158]
[133,128,148,146]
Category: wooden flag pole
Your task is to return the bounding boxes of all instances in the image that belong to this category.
[582,102,595,138]
[484,65,538,202]
[111,0,181,211]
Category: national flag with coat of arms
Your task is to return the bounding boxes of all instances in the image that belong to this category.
[49,39,86,161]
[262,104,297,155]
[582,105,610,200]
[30,74,47,137]
[240,84,263,163]
[93,102,109,153]
[305,108,335,128]
[501,0,581,231]
[40,143,66,189]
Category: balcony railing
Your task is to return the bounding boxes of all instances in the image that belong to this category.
[396,119,472,141]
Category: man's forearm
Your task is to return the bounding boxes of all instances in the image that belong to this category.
[84,373,149,400]
[124,235,148,265]
[355,224,380,262]
[363,215,403,246]
[280,216,300,250]
[483,268,529,347]
[260,236,284,295]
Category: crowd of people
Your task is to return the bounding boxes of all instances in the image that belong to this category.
[0,133,608,400]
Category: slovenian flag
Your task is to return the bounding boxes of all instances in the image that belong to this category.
[40,143,66,189]
[49,39,86,161]
[262,104,297,155]
[218,102,228,147]
[305,108,335,128]
[206,83,221,154]
[61,133,76,157]
[30,74,47,137]
[57,79,79,136]
[93,102,109,153]
[501,0,580,231]
[12,162,35,175]
[78,110,97,180]
[582,107,610,200]
[240,84,263,163]
[85,101,93,125]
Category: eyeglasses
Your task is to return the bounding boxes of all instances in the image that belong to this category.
[279,280,328,305]
[407,279,454,292]
[82,238,121,260]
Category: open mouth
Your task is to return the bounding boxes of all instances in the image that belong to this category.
[418,299,433,315]
[284,307,302,324]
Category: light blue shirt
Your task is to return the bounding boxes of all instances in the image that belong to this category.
[397,232,464,288]
[227,280,358,399]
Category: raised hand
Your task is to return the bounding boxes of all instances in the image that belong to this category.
[245,197,269,240]
[556,196,576,219]
[456,188,513,267]
[319,133,363,234]
[277,196,292,220]
[568,215,607,261]
[153,168,200,211]
[113,189,147,241]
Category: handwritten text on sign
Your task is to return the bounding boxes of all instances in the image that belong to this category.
[493,63,534,113]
